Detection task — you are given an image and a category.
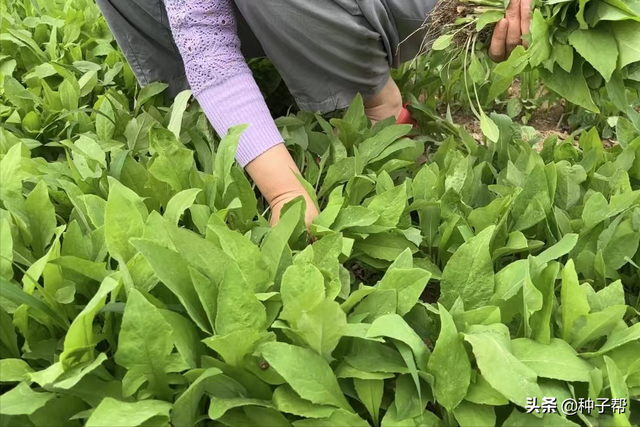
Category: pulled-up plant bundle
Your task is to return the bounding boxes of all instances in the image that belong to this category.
[425,0,640,139]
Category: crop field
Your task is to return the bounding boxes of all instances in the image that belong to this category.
[0,0,639,426]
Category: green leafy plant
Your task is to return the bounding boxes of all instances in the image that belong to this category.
[419,0,640,139]
[1,0,639,426]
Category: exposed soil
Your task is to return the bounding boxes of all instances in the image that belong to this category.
[436,80,574,150]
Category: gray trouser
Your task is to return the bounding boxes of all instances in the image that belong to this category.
[96,0,437,113]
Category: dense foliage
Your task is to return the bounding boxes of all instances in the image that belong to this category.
[415,0,640,139]
[1,0,639,426]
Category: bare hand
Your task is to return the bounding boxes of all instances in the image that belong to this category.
[489,0,532,62]
[269,190,319,227]
[244,144,319,228]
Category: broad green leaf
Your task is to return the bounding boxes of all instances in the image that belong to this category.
[510,166,551,231]
[530,262,561,344]
[534,233,578,266]
[612,21,640,69]
[24,180,56,258]
[293,410,369,427]
[465,374,509,406]
[341,286,376,314]
[366,184,407,228]
[160,310,204,369]
[273,385,336,418]
[469,56,486,85]
[432,34,454,51]
[427,305,471,411]
[480,112,500,143]
[502,411,580,426]
[604,356,632,427]
[359,125,412,165]
[332,206,380,231]
[295,299,347,361]
[27,395,86,427]
[377,268,431,316]
[131,238,211,333]
[214,124,246,196]
[453,401,496,427]
[165,189,201,225]
[168,90,192,138]
[493,260,531,302]
[511,338,595,382]
[568,27,618,81]
[135,82,168,112]
[0,219,14,280]
[345,340,409,374]
[584,323,640,357]
[380,405,442,427]
[560,260,590,342]
[0,382,56,416]
[148,127,195,193]
[207,224,270,292]
[204,329,274,367]
[319,158,356,196]
[528,10,552,67]
[440,226,495,310]
[583,280,625,313]
[262,201,303,279]
[105,178,148,263]
[464,327,543,408]
[367,314,429,371]
[208,395,276,420]
[357,233,417,262]
[335,362,395,380]
[215,261,267,335]
[172,368,222,427]
[280,262,325,323]
[59,277,118,368]
[540,60,599,113]
[0,143,27,204]
[354,379,384,426]
[95,97,115,141]
[599,218,640,271]
[571,304,627,349]
[115,289,185,400]
[260,342,353,411]
[41,354,108,390]
[555,162,587,211]
[352,289,398,322]
[0,359,33,382]
[0,277,68,330]
[85,398,172,427]
[393,372,424,420]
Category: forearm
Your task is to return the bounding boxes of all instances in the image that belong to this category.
[164,0,282,167]
[244,144,304,206]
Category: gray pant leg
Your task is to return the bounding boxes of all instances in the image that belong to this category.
[234,0,391,113]
[380,0,438,67]
[96,0,266,98]
[95,0,188,98]
[233,0,437,113]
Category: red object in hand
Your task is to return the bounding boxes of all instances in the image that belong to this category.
[396,103,417,127]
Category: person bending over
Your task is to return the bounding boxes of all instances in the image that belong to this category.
[97,0,531,226]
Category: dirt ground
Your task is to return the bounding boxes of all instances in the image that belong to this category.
[444,81,573,149]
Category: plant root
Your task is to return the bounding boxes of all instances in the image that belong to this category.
[405,0,495,62]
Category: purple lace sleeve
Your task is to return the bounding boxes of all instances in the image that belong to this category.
[163,0,284,167]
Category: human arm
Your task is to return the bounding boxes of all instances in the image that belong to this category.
[245,144,319,226]
[163,0,317,224]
